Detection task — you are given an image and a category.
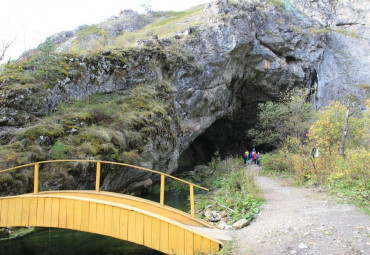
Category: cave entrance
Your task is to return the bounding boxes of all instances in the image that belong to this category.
[177,79,276,170]
[177,118,251,169]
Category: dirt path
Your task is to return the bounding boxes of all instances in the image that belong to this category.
[233,165,370,255]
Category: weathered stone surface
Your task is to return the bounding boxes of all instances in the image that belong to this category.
[298,242,309,249]
[126,178,153,191]
[217,220,232,230]
[291,0,370,107]
[204,208,222,222]
[232,218,250,230]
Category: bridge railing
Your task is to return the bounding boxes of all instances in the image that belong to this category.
[0,160,209,217]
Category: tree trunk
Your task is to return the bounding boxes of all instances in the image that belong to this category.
[339,100,350,156]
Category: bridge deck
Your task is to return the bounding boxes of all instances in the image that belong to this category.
[0,192,222,254]
[0,160,223,254]
[36,190,216,228]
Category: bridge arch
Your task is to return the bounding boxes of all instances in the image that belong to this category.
[0,160,223,254]
[0,194,221,254]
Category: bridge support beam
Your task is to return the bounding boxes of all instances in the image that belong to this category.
[96,161,101,192]
[160,174,165,206]
[190,184,194,217]
[34,163,39,194]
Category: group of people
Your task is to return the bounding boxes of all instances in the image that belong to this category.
[242,148,262,166]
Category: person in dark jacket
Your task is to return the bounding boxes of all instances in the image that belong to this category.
[257,152,261,165]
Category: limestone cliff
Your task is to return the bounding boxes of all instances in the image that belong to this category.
[0,0,369,194]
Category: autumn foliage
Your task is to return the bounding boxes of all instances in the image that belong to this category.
[258,98,370,208]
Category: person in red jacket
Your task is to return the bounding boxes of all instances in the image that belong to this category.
[253,152,257,164]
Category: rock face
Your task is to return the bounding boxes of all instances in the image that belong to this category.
[292,0,370,108]
[0,0,369,192]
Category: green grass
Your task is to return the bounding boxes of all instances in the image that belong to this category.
[0,53,75,91]
[219,240,236,255]
[194,156,264,224]
[113,6,203,48]
[267,0,286,12]
[308,27,361,38]
[75,25,106,40]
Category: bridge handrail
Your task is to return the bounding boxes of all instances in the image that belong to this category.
[0,159,209,217]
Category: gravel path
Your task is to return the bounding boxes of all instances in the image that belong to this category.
[234,165,370,255]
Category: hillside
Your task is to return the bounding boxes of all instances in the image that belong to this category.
[0,0,369,194]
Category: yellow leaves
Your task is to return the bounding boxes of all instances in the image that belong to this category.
[308,101,366,153]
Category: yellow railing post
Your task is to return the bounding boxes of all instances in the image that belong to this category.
[160,174,165,206]
[34,163,39,194]
[190,184,194,217]
[96,161,101,192]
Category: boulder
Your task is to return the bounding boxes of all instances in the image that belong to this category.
[126,178,153,191]
[204,209,222,222]
[232,219,250,230]
[217,220,232,230]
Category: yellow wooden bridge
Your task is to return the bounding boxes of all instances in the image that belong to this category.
[0,160,223,254]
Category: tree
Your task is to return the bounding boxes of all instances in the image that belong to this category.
[308,101,366,156]
[247,89,314,148]
[339,99,351,156]
[34,37,58,80]
[339,94,364,156]
[0,39,15,62]
[140,0,153,14]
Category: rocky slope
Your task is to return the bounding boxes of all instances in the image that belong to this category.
[0,0,369,193]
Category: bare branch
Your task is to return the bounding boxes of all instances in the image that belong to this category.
[0,38,16,62]
[214,199,236,213]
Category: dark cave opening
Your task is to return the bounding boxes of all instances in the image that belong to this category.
[177,79,279,170]
[177,118,242,169]
[177,115,270,169]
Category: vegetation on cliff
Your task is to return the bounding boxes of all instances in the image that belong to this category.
[0,81,178,194]
[113,6,203,49]
[0,5,202,195]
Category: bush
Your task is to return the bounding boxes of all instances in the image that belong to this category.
[261,149,294,173]
[195,157,264,223]
[50,141,67,159]
[260,100,369,209]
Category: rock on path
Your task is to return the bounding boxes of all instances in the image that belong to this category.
[234,165,370,255]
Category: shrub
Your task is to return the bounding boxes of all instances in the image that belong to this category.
[260,99,369,206]
[50,141,67,159]
[196,157,264,223]
[89,107,114,124]
[120,151,140,165]
[261,149,294,173]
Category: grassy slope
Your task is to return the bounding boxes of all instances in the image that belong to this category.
[113,6,203,48]
[64,5,204,53]
[0,81,177,194]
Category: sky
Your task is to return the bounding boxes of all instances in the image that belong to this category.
[0,0,213,63]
